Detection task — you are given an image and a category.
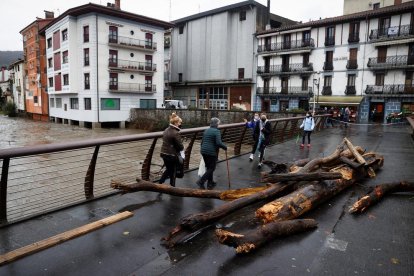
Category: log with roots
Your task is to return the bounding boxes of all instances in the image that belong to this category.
[256,152,384,223]
[261,171,343,183]
[215,219,318,254]
[349,181,414,213]
[161,183,294,247]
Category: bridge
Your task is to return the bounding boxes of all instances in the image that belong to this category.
[0,116,413,275]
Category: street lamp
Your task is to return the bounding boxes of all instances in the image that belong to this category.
[312,71,321,115]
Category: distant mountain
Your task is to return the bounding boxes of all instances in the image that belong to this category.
[0,51,24,68]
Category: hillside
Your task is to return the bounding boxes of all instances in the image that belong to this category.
[0,51,23,68]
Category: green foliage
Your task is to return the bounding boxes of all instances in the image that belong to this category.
[2,101,17,117]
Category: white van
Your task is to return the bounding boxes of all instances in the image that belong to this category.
[163,100,187,109]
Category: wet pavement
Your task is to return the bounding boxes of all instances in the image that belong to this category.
[0,123,413,275]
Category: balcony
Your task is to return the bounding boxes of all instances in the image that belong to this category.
[346,60,358,70]
[365,84,414,96]
[367,55,414,70]
[348,33,360,43]
[108,59,156,73]
[257,39,314,54]
[108,82,156,93]
[324,36,335,46]
[369,24,414,42]
[257,63,313,76]
[108,35,157,52]
[345,86,356,95]
[322,86,332,95]
[323,61,333,71]
[256,86,313,96]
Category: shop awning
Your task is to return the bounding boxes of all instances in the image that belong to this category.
[309,96,363,107]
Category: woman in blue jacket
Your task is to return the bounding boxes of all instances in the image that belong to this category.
[300,112,315,148]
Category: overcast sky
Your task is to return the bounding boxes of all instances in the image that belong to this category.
[0,0,343,51]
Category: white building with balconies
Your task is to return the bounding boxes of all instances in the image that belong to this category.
[9,59,25,111]
[42,1,173,128]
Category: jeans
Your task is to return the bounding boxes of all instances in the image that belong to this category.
[159,154,178,186]
[199,154,217,184]
[251,139,259,154]
[302,131,312,144]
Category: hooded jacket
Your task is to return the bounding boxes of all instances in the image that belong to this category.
[160,124,184,156]
[300,116,315,131]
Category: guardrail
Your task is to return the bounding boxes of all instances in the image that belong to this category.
[0,115,329,225]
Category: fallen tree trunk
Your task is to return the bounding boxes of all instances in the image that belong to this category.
[344,137,366,165]
[349,181,414,213]
[261,171,343,183]
[215,219,317,254]
[162,183,294,247]
[256,153,384,223]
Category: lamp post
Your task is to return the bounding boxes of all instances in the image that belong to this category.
[312,71,320,115]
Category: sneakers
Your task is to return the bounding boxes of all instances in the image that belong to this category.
[196,179,205,190]
[307,144,311,148]
[300,144,304,148]
[207,181,217,190]
[257,162,262,169]
[249,154,254,161]
[258,153,261,158]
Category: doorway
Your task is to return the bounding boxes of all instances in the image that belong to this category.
[369,102,384,122]
[262,99,270,112]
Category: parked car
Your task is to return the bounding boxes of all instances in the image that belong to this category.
[162,100,187,109]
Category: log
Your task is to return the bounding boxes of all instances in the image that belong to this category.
[344,137,366,165]
[349,181,414,213]
[256,153,384,223]
[161,183,294,247]
[339,156,364,170]
[215,219,318,254]
[261,171,343,183]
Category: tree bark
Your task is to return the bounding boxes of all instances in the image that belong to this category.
[339,156,364,170]
[344,137,366,165]
[161,183,294,247]
[261,171,343,183]
[215,219,317,254]
[349,181,414,213]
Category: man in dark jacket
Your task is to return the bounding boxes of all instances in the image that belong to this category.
[159,113,184,187]
[257,114,271,169]
[197,117,227,189]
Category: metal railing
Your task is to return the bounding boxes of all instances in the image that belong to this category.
[108,59,157,72]
[365,84,414,95]
[256,86,313,95]
[257,63,313,75]
[348,33,360,43]
[323,61,334,71]
[367,55,414,69]
[369,24,414,41]
[345,85,356,95]
[0,115,329,225]
[346,60,358,69]
[322,86,332,95]
[108,35,157,51]
[257,39,314,53]
[109,82,156,93]
[324,36,335,46]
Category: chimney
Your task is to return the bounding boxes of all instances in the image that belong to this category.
[44,10,54,19]
[266,0,271,30]
[114,0,121,10]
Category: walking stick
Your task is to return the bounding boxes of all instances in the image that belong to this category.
[225,150,231,189]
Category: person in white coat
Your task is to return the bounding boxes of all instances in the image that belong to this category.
[300,112,315,148]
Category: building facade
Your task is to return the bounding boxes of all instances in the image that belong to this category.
[164,30,172,100]
[344,0,413,15]
[9,59,25,111]
[256,1,414,122]
[42,2,172,128]
[170,0,294,110]
[20,13,54,121]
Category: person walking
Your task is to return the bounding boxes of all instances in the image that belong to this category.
[159,113,184,187]
[197,118,227,189]
[344,106,351,128]
[300,112,315,148]
[257,114,271,169]
[244,113,261,161]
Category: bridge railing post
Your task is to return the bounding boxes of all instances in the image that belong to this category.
[0,158,10,223]
[84,145,100,200]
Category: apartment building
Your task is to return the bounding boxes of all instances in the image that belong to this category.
[170,0,294,110]
[9,59,25,111]
[256,1,414,122]
[20,12,54,121]
[42,1,173,128]
[344,0,414,15]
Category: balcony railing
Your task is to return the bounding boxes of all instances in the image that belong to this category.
[322,86,332,95]
[369,24,414,42]
[256,86,313,95]
[367,55,414,69]
[257,63,313,75]
[257,38,314,53]
[109,82,156,93]
[324,36,335,46]
[346,59,358,70]
[348,33,360,43]
[345,85,356,95]
[323,61,333,71]
[108,35,157,51]
[108,59,157,72]
[365,84,414,95]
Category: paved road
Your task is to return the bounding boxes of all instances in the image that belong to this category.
[0,123,413,275]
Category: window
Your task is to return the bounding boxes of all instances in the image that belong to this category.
[145,33,153,48]
[47,38,52,48]
[55,73,62,91]
[238,68,244,79]
[375,73,385,86]
[62,51,68,64]
[83,26,89,42]
[63,74,69,86]
[130,30,134,35]
[53,31,60,50]
[145,55,153,70]
[324,76,332,87]
[239,10,246,21]
[48,77,53,87]
[48,58,53,68]
[178,73,183,82]
[379,17,391,36]
[140,99,156,109]
[54,52,61,70]
[145,76,153,91]
[347,74,356,86]
[303,53,310,66]
[84,73,90,90]
[198,87,228,110]
[50,98,55,108]
[303,31,311,44]
[349,22,360,43]
[70,98,79,109]
[109,26,118,43]
[325,26,335,46]
[109,73,118,90]
[56,98,62,108]
[84,98,92,110]
[84,48,89,66]
[373,3,380,9]
[302,77,309,91]
[109,50,118,67]
[101,98,120,110]
[179,25,184,34]
[34,96,38,104]
[62,29,68,41]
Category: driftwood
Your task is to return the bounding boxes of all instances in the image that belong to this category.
[349,181,414,213]
[161,183,293,247]
[256,152,384,223]
[215,219,317,254]
[261,171,343,183]
[339,156,364,170]
[344,137,367,165]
